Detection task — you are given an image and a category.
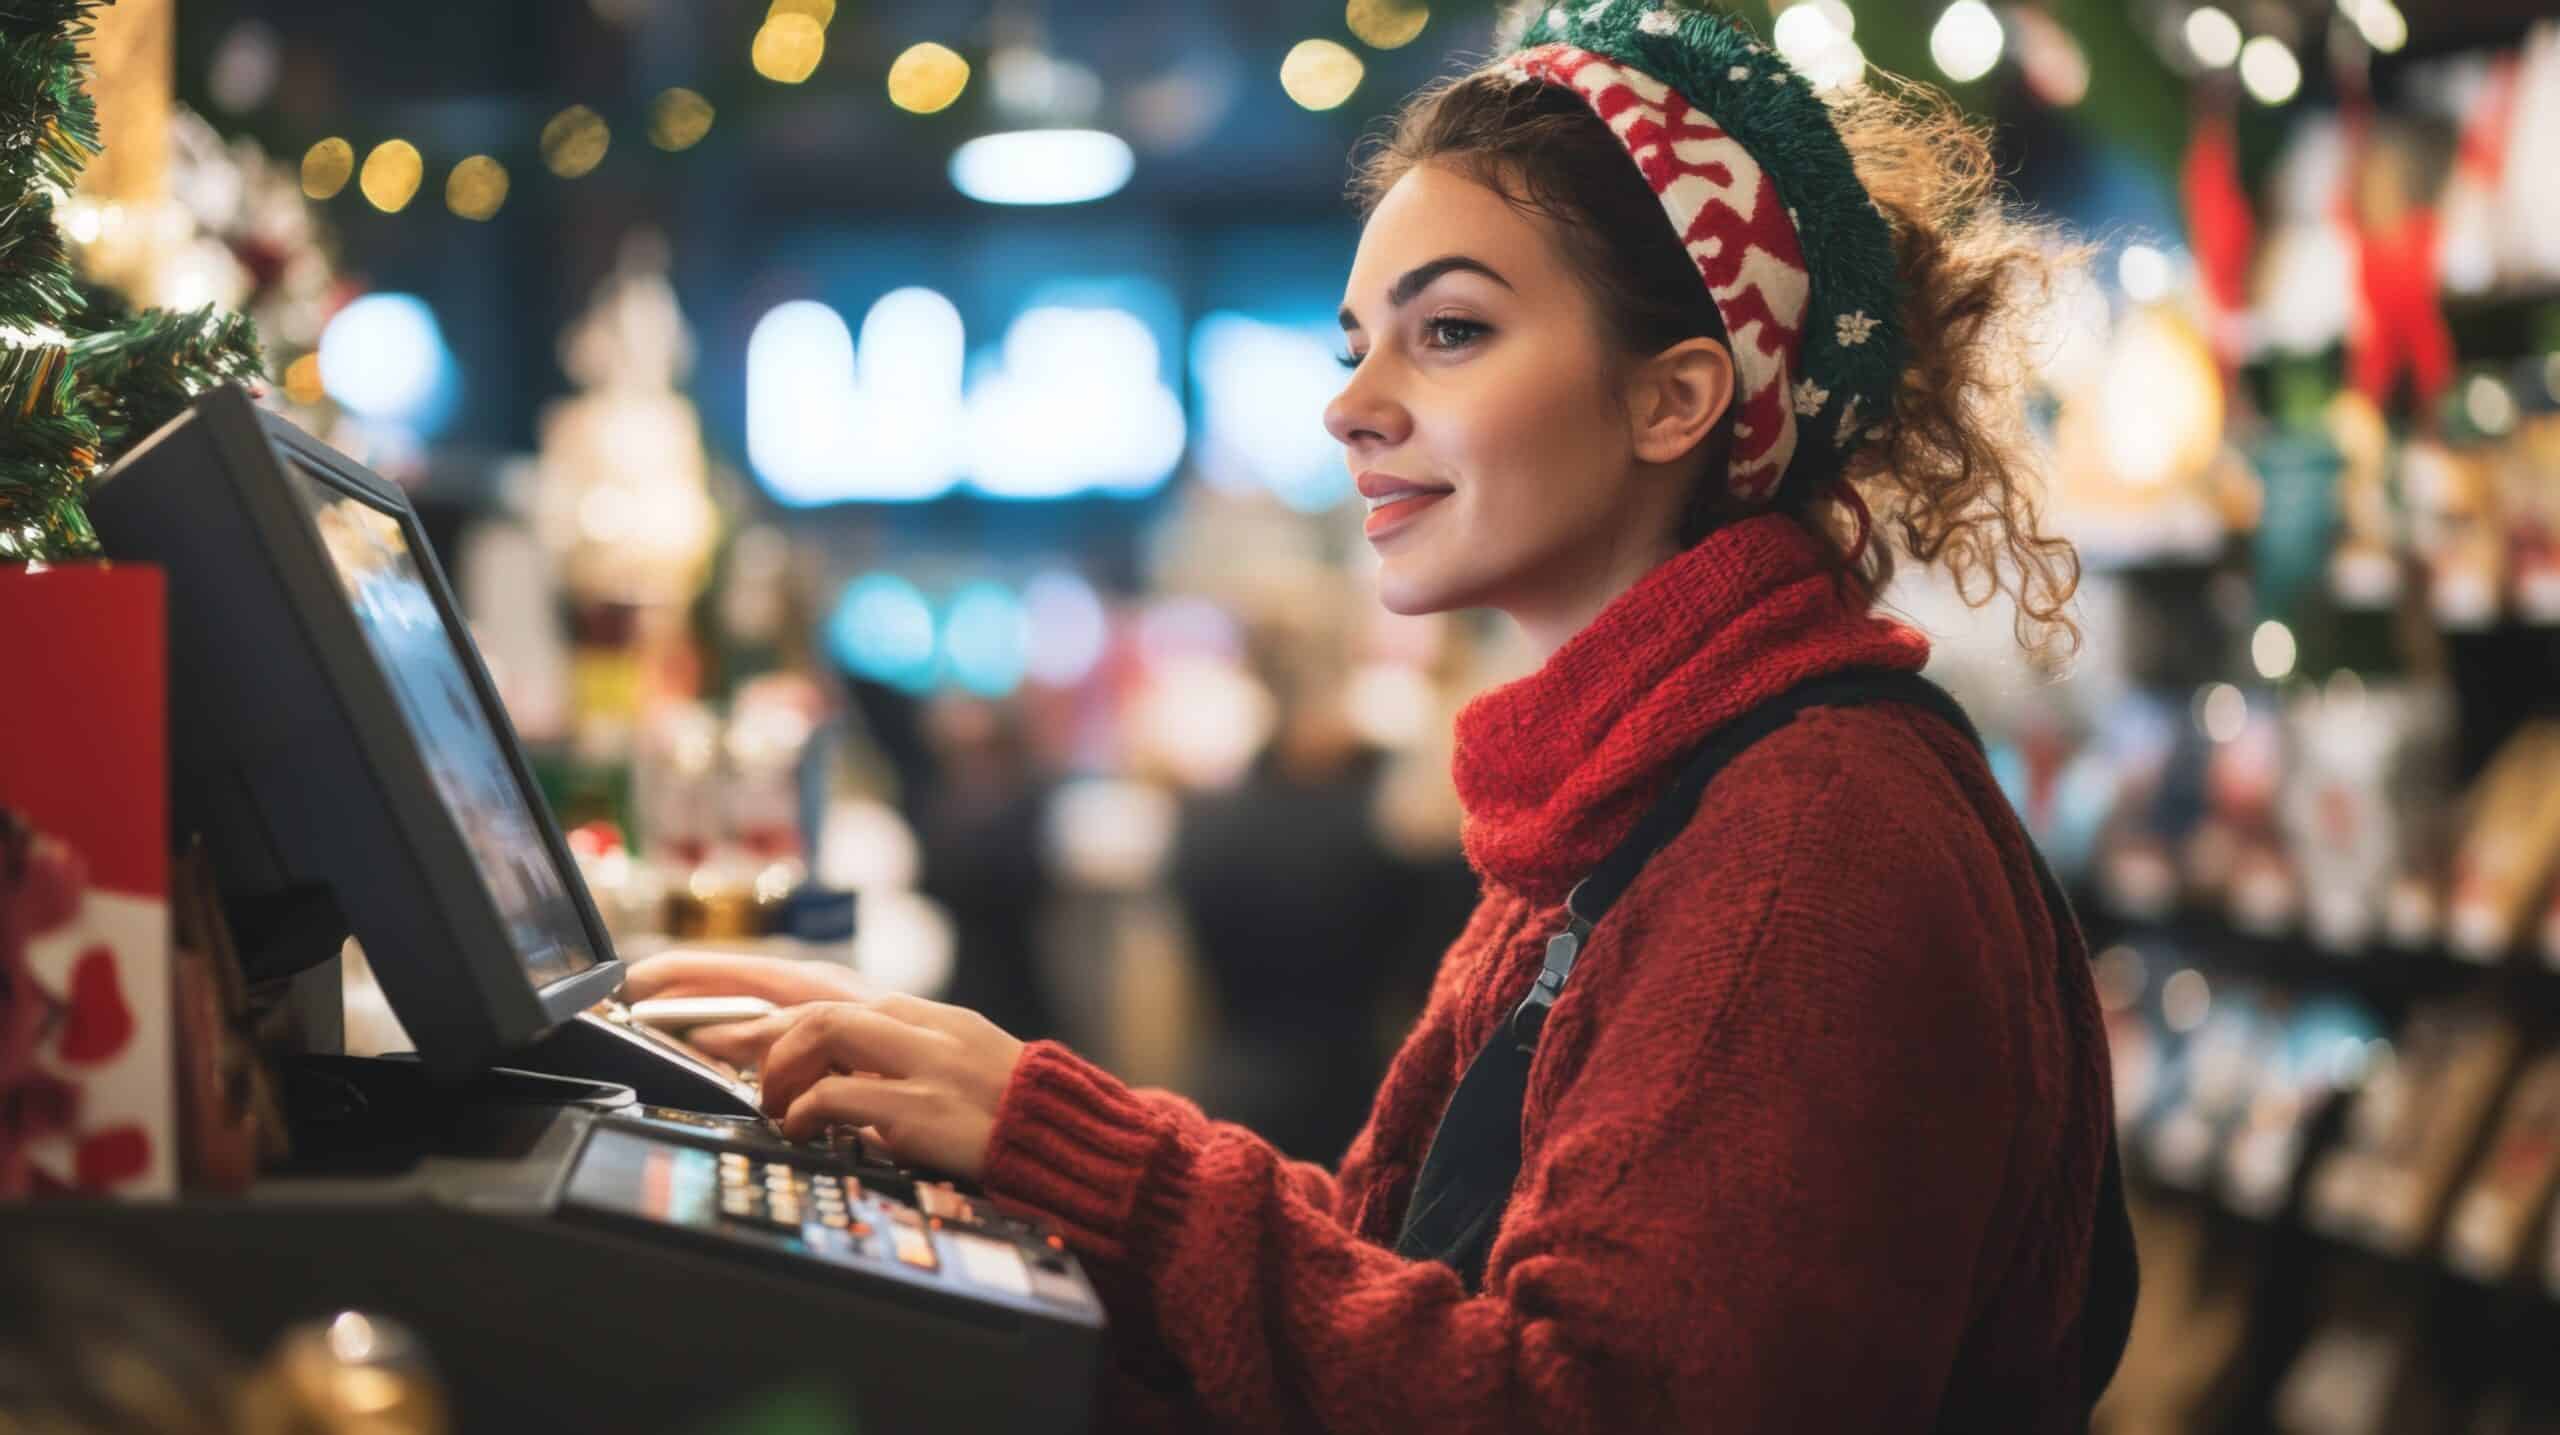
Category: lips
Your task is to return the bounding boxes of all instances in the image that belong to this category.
[1361,489,1449,540]
[1355,471,1449,503]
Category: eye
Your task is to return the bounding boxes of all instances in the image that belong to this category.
[1423,317,1489,351]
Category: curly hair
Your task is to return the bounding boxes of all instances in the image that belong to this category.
[1350,63,2084,657]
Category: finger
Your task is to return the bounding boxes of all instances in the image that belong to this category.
[779,1073,919,1144]
[682,1008,806,1068]
[620,953,807,1003]
[757,1003,946,1118]
[866,991,963,1032]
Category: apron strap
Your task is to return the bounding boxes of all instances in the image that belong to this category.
[1389,668,2137,1413]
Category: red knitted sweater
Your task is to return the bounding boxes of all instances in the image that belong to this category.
[981,513,2113,1433]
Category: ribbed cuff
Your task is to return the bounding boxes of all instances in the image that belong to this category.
[981,1040,1169,1264]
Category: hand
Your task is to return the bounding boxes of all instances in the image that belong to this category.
[754,996,1027,1181]
[619,951,872,1070]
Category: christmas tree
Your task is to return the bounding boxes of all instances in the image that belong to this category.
[1,0,262,562]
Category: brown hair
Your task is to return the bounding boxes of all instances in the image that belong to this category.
[1350,65,2083,657]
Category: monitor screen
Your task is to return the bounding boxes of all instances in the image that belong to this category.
[281,456,599,990]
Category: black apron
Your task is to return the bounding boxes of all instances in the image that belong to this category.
[1390,667,2138,1414]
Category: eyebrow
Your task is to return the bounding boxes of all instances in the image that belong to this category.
[1338,255,1514,331]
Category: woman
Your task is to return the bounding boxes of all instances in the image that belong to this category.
[629,4,2124,1427]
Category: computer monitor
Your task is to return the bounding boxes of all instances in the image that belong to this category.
[87,384,623,1080]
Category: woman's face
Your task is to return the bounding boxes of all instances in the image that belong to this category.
[1327,161,1686,646]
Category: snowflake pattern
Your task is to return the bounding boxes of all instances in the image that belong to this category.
[1834,395,1862,446]
[1637,10,1679,36]
[1729,65,1751,81]
[1793,378,1831,417]
[1835,311,1879,347]
[1546,6,1566,29]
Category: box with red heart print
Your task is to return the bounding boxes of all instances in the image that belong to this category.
[0,563,174,1198]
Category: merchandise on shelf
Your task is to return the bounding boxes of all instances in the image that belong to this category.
[2304,999,2522,1256]
[2280,680,2458,953]
[2444,722,2560,963]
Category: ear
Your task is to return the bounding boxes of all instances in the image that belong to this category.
[1625,337,1736,467]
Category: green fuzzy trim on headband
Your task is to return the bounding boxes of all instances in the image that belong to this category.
[1506,0,1905,501]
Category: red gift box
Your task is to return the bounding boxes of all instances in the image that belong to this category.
[0,562,173,1198]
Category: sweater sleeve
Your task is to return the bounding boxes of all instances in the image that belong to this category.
[979,733,2055,1432]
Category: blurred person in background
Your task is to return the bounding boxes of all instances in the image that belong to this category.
[628,3,2129,1428]
[911,693,1062,1044]
[1166,612,1429,1164]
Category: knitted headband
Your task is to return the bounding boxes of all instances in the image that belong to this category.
[1494,2,1905,505]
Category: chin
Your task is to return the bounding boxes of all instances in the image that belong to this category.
[1370,558,1478,618]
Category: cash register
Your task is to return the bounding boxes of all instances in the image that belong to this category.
[27,385,1105,1431]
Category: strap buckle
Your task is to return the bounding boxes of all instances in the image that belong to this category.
[1508,882,1593,1053]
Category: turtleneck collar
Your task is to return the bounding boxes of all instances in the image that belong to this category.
[1452,512,1930,904]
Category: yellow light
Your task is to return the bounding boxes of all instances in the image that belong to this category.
[769,0,834,23]
[649,88,715,150]
[358,140,423,212]
[1280,39,1363,111]
[887,42,970,114]
[302,137,355,199]
[542,105,611,178]
[1346,0,1428,49]
[445,155,509,220]
[283,353,325,406]
[753,13,826,84]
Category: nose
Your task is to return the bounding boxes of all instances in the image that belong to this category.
[1324,356,1411,453]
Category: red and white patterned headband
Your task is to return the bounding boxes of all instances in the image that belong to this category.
[1499,42,1824,503]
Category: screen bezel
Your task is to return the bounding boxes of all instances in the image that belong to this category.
[218,399,623,1030]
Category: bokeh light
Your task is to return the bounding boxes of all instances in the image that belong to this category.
[541,106,610,178]
[2196,683,2249,744]
[949,129,1134,206]
[888,43,971,114]
[967,306,1187,498]
[943,582,1032,698]
[2183,7,2241,69]
[358,140,423,213]
[753,12,826,85]
[829,575,938,692]
[1192,313,1354,511]
[648,88,715,150]
[2252,621,2298,681]
[283,352,325,406]
[1345,0,1428,50]
[301,138,354,199]
[1023,572,1109,687]
[2239,36,2300,106]
[445,155,508,221]
[318,293,450,424]
[1929,1,2004,84]
[748,290,969,505]
[2162,969,2211,1034]
[1280,39,1363,111]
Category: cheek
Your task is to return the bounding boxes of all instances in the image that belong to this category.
[1444,350,1626,524]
